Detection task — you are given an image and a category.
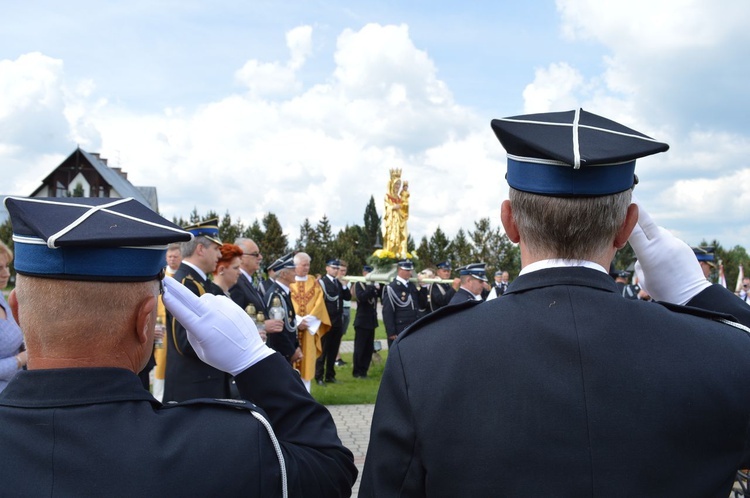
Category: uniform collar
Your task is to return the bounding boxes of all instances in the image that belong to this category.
[396,276,410,286]
[182,260,208,281]
[0,368,158,408]
[519,259,607,276]
[507,266,618,296]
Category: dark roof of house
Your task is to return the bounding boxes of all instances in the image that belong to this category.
[29,148,158,212]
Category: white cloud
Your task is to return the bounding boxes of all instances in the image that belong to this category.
[522,62,585,113]
[234,25,314,98]
[68,23,492,245]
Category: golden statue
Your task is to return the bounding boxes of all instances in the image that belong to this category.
[382,169,410,258]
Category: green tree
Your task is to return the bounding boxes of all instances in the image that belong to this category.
[427,227,452,266]
[414,236,432,271]
[451,229,472,268]
[219,210,245,244]
[718,243,750,291]
[362,195,381,251]
[261,212,288,265]
[316,215,334,250]
[189,207,200,223]
[70,182,85,197]
[332,224,366,272]
[0,218,13,251]
[469,218,498,266]
[295,218,316,249]
[244,220,265,248]
[495,234,521,278]
[612,242,637,274]
[296,218,325,274]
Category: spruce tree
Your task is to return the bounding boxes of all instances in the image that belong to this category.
[363,195,381,251]
[261,213,288,265]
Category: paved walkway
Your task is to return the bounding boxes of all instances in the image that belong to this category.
[327,403,375,497]
[326,341,378,496]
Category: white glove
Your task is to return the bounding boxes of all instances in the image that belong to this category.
[628,198,710,305]
[162,277,274,376]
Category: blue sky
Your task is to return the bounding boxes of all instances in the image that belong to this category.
[2,0,749,252]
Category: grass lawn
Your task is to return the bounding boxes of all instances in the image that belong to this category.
[310,307,390,405]
[341,307,387,341]
[311,350,389,405]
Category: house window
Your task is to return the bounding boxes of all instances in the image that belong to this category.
[55,181,66,197]
[98,186,108,197]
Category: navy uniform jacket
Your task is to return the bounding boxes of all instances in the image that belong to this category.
[165,263,230,402]
[0,354,357,496]
[448,287,478,305]
[361,267,750,497]
[264,282,299,362]
[353,282,379,329]
[230,272,266,316]
[382,279,427,337]
[319,276,352,329]
[427,282,455,312]
[494,281,508,296]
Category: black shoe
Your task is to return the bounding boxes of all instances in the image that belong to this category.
[316,379,326,386]
[335,359,347,367]
[325,378,340,384]
[353,374,368,379]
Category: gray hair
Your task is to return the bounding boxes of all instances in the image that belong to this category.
[234,237,256,247]
[294,252,311,265]
[181,236,214,258]
[509,187,631,260]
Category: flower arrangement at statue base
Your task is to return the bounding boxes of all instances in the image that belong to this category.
[367,249,415,269]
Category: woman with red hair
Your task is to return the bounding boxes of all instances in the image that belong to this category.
[212,243,243,296]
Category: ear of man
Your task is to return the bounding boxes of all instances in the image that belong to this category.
[501,200,520,243]
[614,203,639,250]
[135,294,157,346]
[8,289,20,327]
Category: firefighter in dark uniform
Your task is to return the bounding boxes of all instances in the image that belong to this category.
[448,263,488,305]
[361,109,750,497]
[352,265,379,378]
[316,259,351,385]
[0,196,357,496]
[382,259,427,347]
[164,218,229,402]
[427,260,456,312]
[263,254,303,364]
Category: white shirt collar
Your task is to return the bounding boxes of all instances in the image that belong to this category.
[396,276,410,285]
[519,259,607,276]
[240,269,253,280]
[276,280,290,293]
[295,275,308,281]
[182,260,207,281]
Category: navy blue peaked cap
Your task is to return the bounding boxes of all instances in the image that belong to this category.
[692,246,715,263]
[184,218,221,245]
[326,259,340,268]
[491,108,669,196]
[268,253,295,273]
[397,259,414,270]
[5,196,192,281]
[458,263,488,282]
[436,261,451,270]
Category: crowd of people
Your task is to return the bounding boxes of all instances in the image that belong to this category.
[3,108,750,497]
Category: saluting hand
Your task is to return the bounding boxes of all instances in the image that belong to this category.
[628,197,710,305]
[162,277,274,376]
